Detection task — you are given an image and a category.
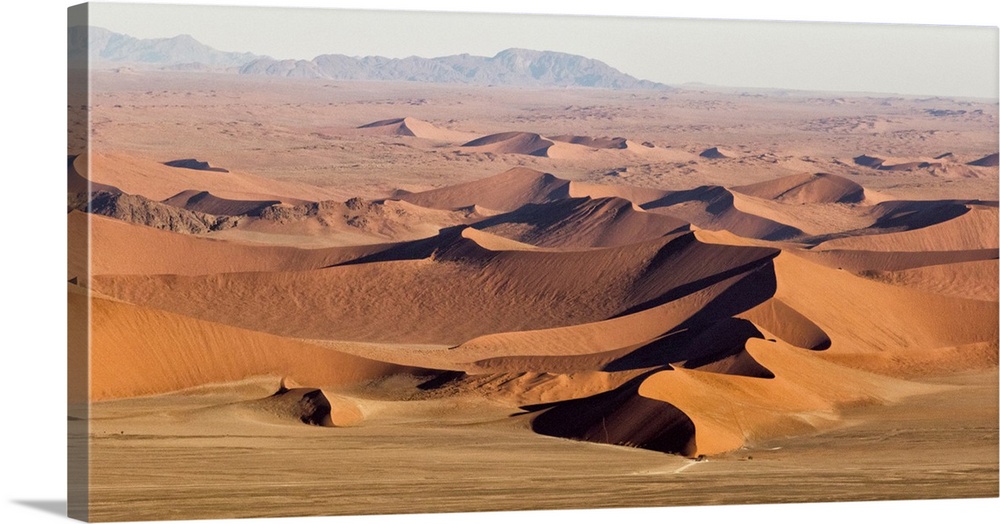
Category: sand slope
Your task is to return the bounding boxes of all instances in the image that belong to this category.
[78,286,425,400]
[732,172,867,204]
[81,152,349,202]
[399,167,570,211]
[91,231,779,345]
[817,204,998,251]
[358,117,476,142]
[472,196,688,248]
[162,190,280,216]
[644,186,804,241]
[72,211,394,278]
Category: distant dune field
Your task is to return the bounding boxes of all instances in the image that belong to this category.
[72,73,998,521]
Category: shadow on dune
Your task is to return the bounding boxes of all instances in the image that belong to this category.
[525,372,698,456]
[603,317,772,377]
[615,249,779,318]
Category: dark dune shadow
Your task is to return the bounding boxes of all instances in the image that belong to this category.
[526,371,698,456]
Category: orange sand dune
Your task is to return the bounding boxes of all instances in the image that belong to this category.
[968,152,999,167]
[699,146,736,159]
[357,117,476,142]
[76,286,426,400]
[462,132,555,156]
[219,198,481,247]
[472,196,688,248]
[71,211,395,278]
[91,231,778,346]
[644,186,804,241]
[79,152,349,202]
[67,154,119,195]
[399,167,569,211]
[399,167,670,213]
[768,251,998,373]
[528,373,699,455]
[794,247,998,273]
[859,259,998,302]
[527,335,932,456]
[459,267,774,372]
[817,203,998,251]
[548,135,628,149]
[633,339,935,455]
[853,153,949,171]
[162,190,280,216]
[567,181,668,206]
[732,172,867,204]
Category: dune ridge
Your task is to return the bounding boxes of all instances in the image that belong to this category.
[732,173,867,204]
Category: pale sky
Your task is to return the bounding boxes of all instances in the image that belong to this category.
[79,1,999,99]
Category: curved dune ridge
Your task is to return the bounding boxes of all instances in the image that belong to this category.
[732,173,867,204]
[399,167,570,211]
[817,203,999,251]
[643,185,804,241]
[82,151,349,202]
[78,287,428,400]
[162,189,280,216]
[699,146,736,159]
[163,158,229,172]
[548,135,629,149]
[462,131,555,156]
[71,211,395,278]
[968,152,999,167]
[472,196,689,248]
[357,117,476,142]
[68,154,120,195]
[849,152,993,172]
[91,231,780,345]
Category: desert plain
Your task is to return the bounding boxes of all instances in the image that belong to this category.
[68,70,998,521]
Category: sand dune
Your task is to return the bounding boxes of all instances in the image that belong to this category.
[817,203,998,251]
[472,196,688,248]
[767,251,998,373]
[732,173,867,204]
[78,286,427,400]
[398,167,570,211]
[858,259,999,302]
[91,231,778,346]
[358,117,476,142]
[849,152,984,172]
[68,154,120,195]
[548,135,628,149]
[81,151,349,202]
[529,373,699,455]
[224,197,481,246]
[792,247,998,273]
[458,265,775,372]
[643,186,804,241]
[968,152,999,167]
[462,131,555,156]
[633,340,935,455]
[567,181,668,206]
[699,146,736,159]
[163,158,229,172]
[162,190,280,216]
[72,211,395,278]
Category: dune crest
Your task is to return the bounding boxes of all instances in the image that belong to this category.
[732,173,868,204]
[358,117,476,142]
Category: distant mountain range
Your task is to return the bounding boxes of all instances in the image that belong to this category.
[68,26,669,90]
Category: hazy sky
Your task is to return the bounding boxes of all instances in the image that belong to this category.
[83,1,999,99]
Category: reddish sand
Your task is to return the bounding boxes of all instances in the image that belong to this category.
[72,73,998,520]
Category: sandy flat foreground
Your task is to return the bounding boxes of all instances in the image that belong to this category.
[84,372,996,521]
